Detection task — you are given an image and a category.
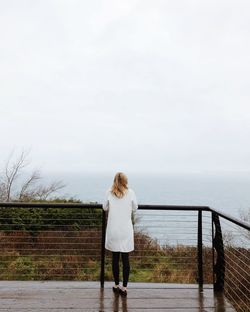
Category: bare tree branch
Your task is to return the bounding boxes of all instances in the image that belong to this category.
[0,149,66,202]
[18,170,41,201]
[35,180,66,200]
[3,149,30,201]
[239,208,250,241]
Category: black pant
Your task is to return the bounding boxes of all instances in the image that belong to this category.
[112,252,130,287]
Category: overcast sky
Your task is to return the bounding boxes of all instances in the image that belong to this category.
[0,0,250,176]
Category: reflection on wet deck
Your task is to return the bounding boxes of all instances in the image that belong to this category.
[0,281,236,311]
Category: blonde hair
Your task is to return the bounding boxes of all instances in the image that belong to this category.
[111,172,128,198]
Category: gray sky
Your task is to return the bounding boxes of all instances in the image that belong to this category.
[1,0,250,175]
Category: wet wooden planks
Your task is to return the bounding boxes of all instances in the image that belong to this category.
[0,281,236,311]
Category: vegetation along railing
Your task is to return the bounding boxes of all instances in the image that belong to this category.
[0,202,249,311]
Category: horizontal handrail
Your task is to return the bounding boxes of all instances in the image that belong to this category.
[0,202,209,210]
[0,202,248,230]
[209,206,250,231]
[0,202,102,208]
[0,202,210,211]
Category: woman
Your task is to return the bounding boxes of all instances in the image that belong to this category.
[102,172,138,296]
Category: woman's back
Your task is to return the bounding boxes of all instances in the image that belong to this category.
[103,187,138,252]
[106,187,137,215]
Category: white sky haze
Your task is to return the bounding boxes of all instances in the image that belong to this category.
[1,0,250,175]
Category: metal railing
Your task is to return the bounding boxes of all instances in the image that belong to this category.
[0,202,249,311]
[210,207,250,311]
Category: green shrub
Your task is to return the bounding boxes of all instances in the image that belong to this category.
[7,257,36,280]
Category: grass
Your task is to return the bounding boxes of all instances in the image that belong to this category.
[0,229,211,284]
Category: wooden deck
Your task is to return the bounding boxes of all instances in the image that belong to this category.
[0,281,236,311]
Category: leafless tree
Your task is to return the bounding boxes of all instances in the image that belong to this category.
[239,208,250,241]
[0,149,65,202]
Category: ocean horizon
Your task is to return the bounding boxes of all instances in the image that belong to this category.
[43,171,250,219]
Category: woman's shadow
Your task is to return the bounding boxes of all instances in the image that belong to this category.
[99,289,128,312]
[113,293,128,312]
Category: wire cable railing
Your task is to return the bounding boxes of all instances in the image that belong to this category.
[0,203,102,281]
[211,210,250,312]
[0,202,249,311]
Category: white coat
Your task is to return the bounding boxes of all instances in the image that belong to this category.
[102,188,138,252]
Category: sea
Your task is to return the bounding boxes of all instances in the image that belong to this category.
[50,172,250,217]
[45,172,250,247]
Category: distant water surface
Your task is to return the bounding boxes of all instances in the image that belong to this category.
[47,172,250,218]
[42,172,250,246]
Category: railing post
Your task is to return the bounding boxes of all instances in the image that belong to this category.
[212,212,225,292]
[197,210,203,288]
[100,209,106,288]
